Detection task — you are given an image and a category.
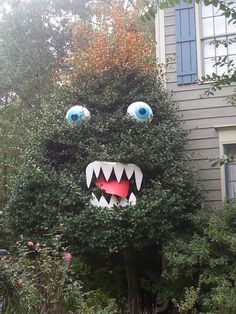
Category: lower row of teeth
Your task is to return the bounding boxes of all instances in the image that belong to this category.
[91,193,137,208]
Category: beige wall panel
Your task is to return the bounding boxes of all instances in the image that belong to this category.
[178,98,230,111]
[187,128,218,140]
[169,83,210,93]
[198,168,221,180]
[186,137,219,150]
[172,87,235,101]
[166,69,176,77]
[204,200,222,209]
[198,179,221,191]
[166,34,176,45]
[165,43,176,54]
[168,83,235,96]
[187,159,218,170]
[172,80,234,91]
[166,71,177,83]
[203,190,222,201]
[164,8,175,16]
[164,15,175,26]
[186,148,220,160]
[165,25,175,36]
[166,57,176,68]
[181,106,236,121]
[183,116,236,129]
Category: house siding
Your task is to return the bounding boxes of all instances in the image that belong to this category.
[163,7,236,207]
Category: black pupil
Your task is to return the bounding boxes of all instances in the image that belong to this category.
[139,108,146,115]
[71,114,78,121]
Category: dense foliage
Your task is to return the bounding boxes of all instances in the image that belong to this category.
[6,69,202,250]
[0,0,95,212]
[164,201,236,314]
[0,104,24,210]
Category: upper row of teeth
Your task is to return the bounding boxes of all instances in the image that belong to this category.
[86,161,143,190]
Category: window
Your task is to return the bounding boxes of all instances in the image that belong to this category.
[172,1,236,84]
[216,126,236,202]
[224,144,236,200]
[200,1,236,76]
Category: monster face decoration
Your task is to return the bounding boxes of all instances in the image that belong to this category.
[66,101,152,208]
[86,161,143,208]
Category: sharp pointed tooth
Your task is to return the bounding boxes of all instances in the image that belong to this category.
[86,163,94,188]
[91,193,99,206]
[120,198,128,207]
[99,195,109,208]
[113,163,124,183]
[129,193,136,206]
[125,164,134,180]
[134,166,143,190]
[101,163,113,181]
[109,195,118,208]
[93,161,101,178]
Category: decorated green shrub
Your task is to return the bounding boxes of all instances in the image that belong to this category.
[5,6,202,312]
[164,201,236,314]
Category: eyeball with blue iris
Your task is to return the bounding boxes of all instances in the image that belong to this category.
[66,105,90,126]
[127,101,153,122]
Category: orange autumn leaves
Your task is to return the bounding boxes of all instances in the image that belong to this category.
[59,6,155,84]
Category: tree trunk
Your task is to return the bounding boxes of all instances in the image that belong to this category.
[123,250,140,314]
[2,151,8,202]
[156,246,169,313]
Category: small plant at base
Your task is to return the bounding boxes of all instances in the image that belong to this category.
[0,229,83,313]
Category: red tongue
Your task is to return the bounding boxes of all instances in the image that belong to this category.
[95,178,129,198]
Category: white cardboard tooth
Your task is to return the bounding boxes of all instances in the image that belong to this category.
[91,199,98,206]
[134,166,143,190]
[102,163,113,181]
[125,164,134,179]
[129,193,137,206]
[90,193,99,206]
[109,195,118,208]
[86,163,94,188]
[93,162,101,178]
[120,198,128,207]
[91,192,97,199]
[99,195,109,208]
[113,163,124,183]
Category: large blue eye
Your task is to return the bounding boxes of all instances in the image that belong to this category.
[66,105,90,126]
[127,101,153,122]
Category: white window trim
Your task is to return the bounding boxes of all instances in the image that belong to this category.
[215,125,236,201]
[155,7,166,65]
[195,2,203,79]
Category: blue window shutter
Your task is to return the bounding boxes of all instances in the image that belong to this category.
[175,2,197,85]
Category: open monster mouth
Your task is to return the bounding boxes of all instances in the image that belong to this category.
[86,161,143,208]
